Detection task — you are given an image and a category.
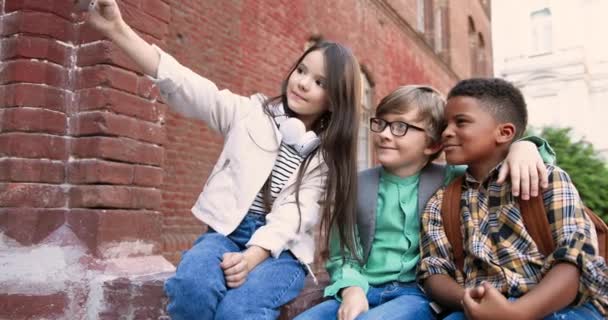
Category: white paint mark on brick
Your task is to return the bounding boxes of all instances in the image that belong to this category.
[99,240,157,259]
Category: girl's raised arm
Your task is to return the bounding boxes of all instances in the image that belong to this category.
[82,0,160,77]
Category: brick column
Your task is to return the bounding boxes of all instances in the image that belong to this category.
[0,1,174,318]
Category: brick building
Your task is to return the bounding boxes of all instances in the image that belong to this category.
[0,0,492,318]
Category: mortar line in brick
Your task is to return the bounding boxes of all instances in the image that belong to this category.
[69,156,162,168]
[1,105,67,115]
[69,158,162,169]
[71,133,164,148]
[2,54,72,70]
[0,156,64,164]
[75,109,163,127]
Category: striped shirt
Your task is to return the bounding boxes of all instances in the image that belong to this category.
[249,142,304,214]
[418,164,608,316]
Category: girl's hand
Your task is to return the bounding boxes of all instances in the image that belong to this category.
[79,0,125,38]
[220,252,250,288]
[498,141,548,200]
[338,286,369,320]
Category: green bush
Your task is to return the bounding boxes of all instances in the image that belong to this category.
[534,127,608,224]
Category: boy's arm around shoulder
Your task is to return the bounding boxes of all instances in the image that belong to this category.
[515,164,608,318]
[417,187,465,310]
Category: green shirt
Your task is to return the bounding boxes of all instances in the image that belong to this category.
[323,166,464,299]
[365,169,420,284]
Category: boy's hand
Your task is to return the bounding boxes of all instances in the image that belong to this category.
[462,282,527,320]
[338,286,369,320]
[220,252,250,288]
[498,141,548,200]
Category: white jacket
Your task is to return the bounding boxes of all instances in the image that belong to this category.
[151,45,327,264]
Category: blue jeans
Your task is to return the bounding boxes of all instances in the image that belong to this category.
[443,301,603,320]
[164,212,307,320]
[294,281,435,320]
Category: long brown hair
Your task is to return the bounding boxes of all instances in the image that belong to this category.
[262,41,361,260]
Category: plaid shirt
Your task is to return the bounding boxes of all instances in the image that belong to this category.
[417,164,608,315]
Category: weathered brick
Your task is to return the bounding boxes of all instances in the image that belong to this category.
[142,0,171,23]
[77,40,143,74]
[119,1,169,40]
[77,65,139,94]
[68,159,134,185]
[0,133,68,160]
[69,185,161,209]
[76,87,161,122]
[5,0,78,21]
[67,209,162,256]
[133,165,164,187]
[136,76,161,100]
[71,137,163,166]
[0,60,68,87]
[0,158,65,183]
[0,183,66,208]
[0,208,65,245]
[0,36,72,66]
[69,111,165,145]
[0,11,74,41]
[0,107,67,135]
[74,21,106,44]
[0,292,67,320]
[95,273,171,320]
[0,83,69,113]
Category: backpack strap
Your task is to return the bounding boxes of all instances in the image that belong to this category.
[441,176,465,271]
[442,176,555,272]
[519,195,555,256]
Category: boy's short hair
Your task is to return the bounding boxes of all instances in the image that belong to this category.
[447,78,528,140]
[375,85,446,149]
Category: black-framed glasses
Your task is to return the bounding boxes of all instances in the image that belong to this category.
[370,117,425,137]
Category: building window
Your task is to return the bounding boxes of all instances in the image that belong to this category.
[417,0,426,32]
[358,71,374,170]
[434,6,443,52]
[468,17,478,76]
[477,33,487,75]
[531,8,552,53]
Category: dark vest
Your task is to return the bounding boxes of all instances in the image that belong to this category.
[356,163,446,261]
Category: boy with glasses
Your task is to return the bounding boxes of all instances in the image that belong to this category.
[295,85,555,320]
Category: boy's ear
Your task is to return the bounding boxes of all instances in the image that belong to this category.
[423,141,443,156]
[496,123,516,144]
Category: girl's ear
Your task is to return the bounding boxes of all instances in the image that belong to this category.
[496,123,516,144]
[423,141,443,156]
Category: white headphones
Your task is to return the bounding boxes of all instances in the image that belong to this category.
[272,105,321,157]
[279,117,321,157]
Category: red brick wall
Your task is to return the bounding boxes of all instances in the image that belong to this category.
[447,0,493,78]
[0,1,175,318]
[0,1,491,317]
[0,0,491,271]
[158,0,491,265]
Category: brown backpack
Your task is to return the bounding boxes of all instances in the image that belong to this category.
[441,176,608,271]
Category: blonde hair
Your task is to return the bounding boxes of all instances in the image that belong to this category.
[375,85,446,159]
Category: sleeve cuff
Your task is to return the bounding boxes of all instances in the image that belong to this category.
[417,256,459,284]
[324,268,369,301]
[520,135,556,164]
[148,44,182,95]
[246,226,286,259]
